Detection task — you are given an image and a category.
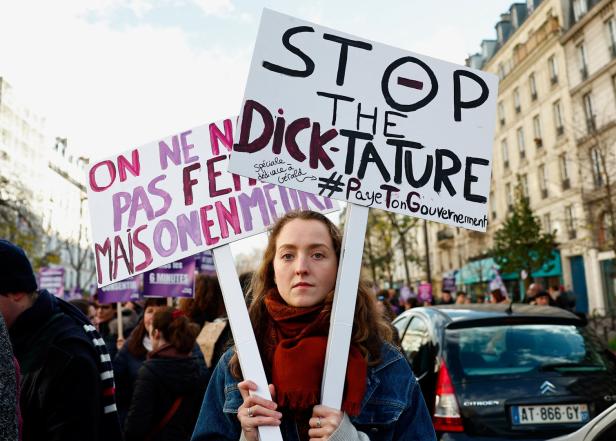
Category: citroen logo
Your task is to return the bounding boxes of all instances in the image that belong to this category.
[540,381,557,395]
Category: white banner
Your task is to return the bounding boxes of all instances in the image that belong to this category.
[228,9,498,231]
[87,118,338,287]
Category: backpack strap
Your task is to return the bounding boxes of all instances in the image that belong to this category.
[145,396,183,441]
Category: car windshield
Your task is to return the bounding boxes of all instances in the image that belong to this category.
[445,324,610,377]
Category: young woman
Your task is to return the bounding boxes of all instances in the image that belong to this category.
[124,308,209,441]
[191,210,435,441]
[114,298,167,423]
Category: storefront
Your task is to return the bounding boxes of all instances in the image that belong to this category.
[455,250,563,301]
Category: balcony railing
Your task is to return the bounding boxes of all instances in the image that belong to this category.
[534,138,543,148]
[580,66,589,81]
[556,125,564,136]
[562,178,571,190]
[550,75,559,85]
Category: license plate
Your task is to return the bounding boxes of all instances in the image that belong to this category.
[511,404,589,425]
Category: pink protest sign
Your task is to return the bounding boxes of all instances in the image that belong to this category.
[87,118,338,287]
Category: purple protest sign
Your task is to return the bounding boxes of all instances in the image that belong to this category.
[97,276,141,304]
[196,251,216,276]
[417,282,433,304]
[143,256,196,298]
[38,267,65,297]
[442,276,457,293]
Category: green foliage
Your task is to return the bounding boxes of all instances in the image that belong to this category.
[0,176,59,270]
[491,181,556,278]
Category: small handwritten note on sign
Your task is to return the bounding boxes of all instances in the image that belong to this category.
[228,9,498,231]
[87,118,337,287]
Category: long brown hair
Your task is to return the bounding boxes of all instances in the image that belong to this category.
[152,308,200,354]
[229,210,393,379]
[126,297,167,358]
[178,274,225,327]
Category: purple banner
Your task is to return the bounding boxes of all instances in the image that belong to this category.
[196,251,216,276]
[97,276,141,304]
[442,277,457,293]
[38,267,65,297]
[417,282,433,304]
[143,256,196,298]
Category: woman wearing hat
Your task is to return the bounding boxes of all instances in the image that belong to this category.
[191,210,435,441]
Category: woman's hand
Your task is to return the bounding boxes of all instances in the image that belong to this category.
[116,337,125,350]
[308,405,343,441]
[237,380,281,441]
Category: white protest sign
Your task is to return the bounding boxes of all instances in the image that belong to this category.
[86,118,338,287]
[228,9,498,232]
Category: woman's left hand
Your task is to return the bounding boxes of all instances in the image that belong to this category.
[308,405,343,441]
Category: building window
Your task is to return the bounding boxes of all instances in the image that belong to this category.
[533,114,543,148]
[548,55,559,84]
[498,101,505,126]
[514,88,521,113]
[573,0,588,22]
[506,183,513,209]
[583,92,596,133]
[590,146,603,187]
[490,192,497,219]
[517,127,526,160]
[599,212,614,247]
[607,16,616,58]
[498,62,506,80]
[566,205,576,239]
[578,42,589,80]
[529,72,538,101]
[502,138,510,169]
[538,164,548,198]
[553,100,564,136]
[543,213,552,234]
[520,174,529,200]
[560,153,570,190]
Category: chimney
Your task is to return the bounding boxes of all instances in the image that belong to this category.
[481,39,498,60]
[495,13,513,44]
[466,53,484,69]
[510,3,528,28]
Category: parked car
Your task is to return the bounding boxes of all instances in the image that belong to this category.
[548,402,616,441]
[392,304,616,440]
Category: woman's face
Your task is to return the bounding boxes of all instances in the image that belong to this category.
[273,219,338,308]
[95,303,114,323]
[144,305,165,335]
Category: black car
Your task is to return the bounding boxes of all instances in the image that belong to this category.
[392,304,616,440]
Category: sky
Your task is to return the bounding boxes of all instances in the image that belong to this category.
[0,0,517,256]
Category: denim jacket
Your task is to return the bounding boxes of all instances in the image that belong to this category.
[191,342,436,441]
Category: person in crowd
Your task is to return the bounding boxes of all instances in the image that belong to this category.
[1,312,19,441]
[524,282,543,304]
[490,288,507,304]
[191,210,435,441]
[114,297,168,424]
[124,308,209,441]
[69,298,96,322]
[455,291,468,305]
[376,290,397,321]
[438,290,454,305]
[403,297,418,310]
[94,296,139,358]
[180,275,232,371]
[0,240,122,441]
[534,290,554,307]
[386,288,401,315]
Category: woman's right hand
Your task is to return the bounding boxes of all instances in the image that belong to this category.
[237,380,282,441]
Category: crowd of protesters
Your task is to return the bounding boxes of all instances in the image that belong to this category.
[2,212,582,441]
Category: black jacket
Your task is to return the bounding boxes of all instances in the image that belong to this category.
[9,290,122,441]
[124,346,208,441]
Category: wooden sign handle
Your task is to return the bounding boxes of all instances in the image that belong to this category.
[321,203,369,409]
[212,245,283,441]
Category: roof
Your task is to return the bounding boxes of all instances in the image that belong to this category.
[409,303,583,329]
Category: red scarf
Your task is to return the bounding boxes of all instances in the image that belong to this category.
[263,290,367,416]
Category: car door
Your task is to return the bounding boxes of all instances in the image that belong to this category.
[399,316,436,409]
